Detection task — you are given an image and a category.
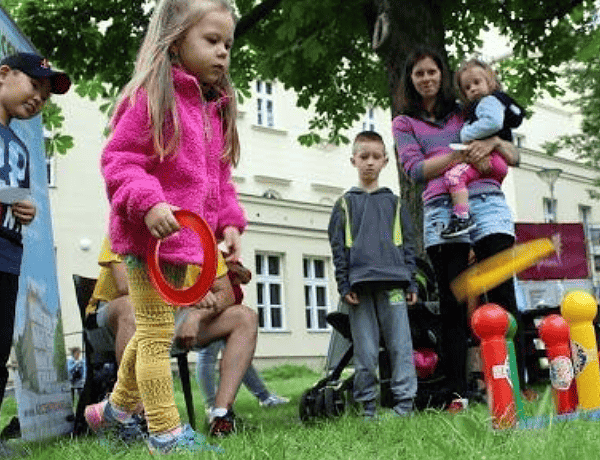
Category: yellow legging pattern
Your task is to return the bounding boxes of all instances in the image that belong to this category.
[110,256,185,434]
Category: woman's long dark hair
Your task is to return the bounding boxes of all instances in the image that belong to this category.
[399,47,457,120]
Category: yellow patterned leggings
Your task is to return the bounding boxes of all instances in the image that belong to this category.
[109,256,185,434]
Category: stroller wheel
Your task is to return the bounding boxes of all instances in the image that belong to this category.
[341,375,355,407]
[299,390,315,422]
[314,388,326,417]
[323,387,345,417]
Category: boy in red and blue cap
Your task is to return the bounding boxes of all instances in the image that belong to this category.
[0,52,71,446]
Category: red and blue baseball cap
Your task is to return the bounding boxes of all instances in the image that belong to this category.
[1,52,71,94]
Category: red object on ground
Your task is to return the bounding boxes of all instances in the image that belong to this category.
[413,348,439,379]
[147,210,217,306]
[471,303,516,429]
[538,314,578,414]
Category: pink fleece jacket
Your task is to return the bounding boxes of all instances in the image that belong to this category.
[101,66,247,265]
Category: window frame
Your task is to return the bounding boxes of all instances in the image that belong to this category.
[255,252,286,331]
[303,256,330,331]
[46,155,56,188]
[543,197,557,223]
[514,133,526,148]
[256,80,275,128]
[579,204,591,230]
[362,107,376,132]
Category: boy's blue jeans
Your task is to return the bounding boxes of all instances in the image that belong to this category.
[346,285,417,407]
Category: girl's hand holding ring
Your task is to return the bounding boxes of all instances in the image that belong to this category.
[145,202,180,239]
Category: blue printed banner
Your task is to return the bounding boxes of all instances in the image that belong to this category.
[0,6,72,441]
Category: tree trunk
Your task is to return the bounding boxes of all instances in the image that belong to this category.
[369,0,447,258]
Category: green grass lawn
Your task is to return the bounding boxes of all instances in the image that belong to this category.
[3,365,600,459]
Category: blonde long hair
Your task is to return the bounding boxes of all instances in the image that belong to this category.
[114,0,240,165]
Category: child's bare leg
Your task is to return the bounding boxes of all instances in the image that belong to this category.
[451,188,470,217]
[443,165,478,237]
[214,309,257,408]
[445,164,473,217]
[196,304,258,409]
[106,295,136,364]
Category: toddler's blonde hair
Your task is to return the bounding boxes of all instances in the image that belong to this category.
[454,58,501,105]
[113,0,240,165]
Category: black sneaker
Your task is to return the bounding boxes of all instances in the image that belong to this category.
[209,410,236,438]
[441,214,476,238]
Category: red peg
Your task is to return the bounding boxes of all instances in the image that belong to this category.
[538,314,578,414]
[471,303,516,429]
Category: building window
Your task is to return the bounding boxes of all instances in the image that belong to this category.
[579,205,591,234]
[594,255,600,272]
[255,252,285,330]
[46,156,56,187]
[256,81,274,127]
[262,189,281,199]
[514,133,526,148]
[362,107,376,131]
[543,197,557,223]
[591,227,600,247]
[303,257,329,331]
[43,129,56,187]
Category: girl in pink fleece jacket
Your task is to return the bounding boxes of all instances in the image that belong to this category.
[85,0,257,452]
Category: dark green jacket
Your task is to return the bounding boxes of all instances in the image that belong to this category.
[327,186,418,297]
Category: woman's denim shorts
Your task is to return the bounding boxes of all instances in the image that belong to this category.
[424,192,515,248]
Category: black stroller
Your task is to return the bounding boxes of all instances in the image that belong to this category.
[299,258,465,421]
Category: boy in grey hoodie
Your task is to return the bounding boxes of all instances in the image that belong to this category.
[328,131,418,418]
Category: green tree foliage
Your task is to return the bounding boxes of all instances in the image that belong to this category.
[543,59,600,165]
[4,0,596,252]
[53,311,67,381]
[542,20,600,170]
[4,0,597,145]
[42,100,73,156]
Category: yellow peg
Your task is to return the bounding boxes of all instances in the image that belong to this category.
[561,291,600,410]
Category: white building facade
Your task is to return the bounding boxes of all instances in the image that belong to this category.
[48,80,600,368]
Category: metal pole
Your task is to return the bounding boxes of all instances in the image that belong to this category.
[550,183,555,222]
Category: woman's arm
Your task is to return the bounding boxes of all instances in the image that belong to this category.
[421,150,466,180]
[173,274,236,350]
[393,114,466,182]
[193,274,236,313]
[495,138,520,166]
[465,136,519,167]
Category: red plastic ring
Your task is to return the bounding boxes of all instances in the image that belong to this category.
[146,210,217,306]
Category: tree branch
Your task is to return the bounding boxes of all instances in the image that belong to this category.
[235,0,284,39]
